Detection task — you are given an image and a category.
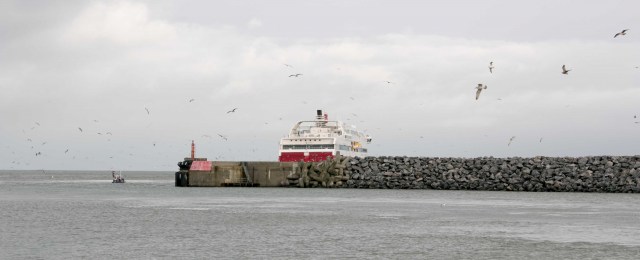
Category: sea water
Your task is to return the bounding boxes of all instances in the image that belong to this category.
[1,170,639,259]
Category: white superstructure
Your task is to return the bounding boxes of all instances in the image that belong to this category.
[279,110,371,162]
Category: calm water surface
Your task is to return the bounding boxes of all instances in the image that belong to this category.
[1,170,639,259]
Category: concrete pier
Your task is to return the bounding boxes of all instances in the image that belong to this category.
[175,158,296,187]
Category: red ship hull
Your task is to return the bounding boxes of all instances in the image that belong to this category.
[278,152,333,162]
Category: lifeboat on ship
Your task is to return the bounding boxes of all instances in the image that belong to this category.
[278,110,372,162]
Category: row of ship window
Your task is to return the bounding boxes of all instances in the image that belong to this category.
[283,144,334,150]
[282,144,367,153]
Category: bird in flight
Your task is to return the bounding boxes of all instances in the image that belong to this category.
[217,134,228,141]
[288,73,302,77]
[383,81,393,84]
[562,65,571,75]
[283,64,293,68]
[539,137,543,143]
[145,107,150,115]
[78,127,83,132]
[614,29,629,38]
[189,99,195,103]
[227,108,238,113]
[35,152,42,156]
[35,122,40,126]
[475,84,488,100]
[508,136,516,146]
[488,61,495,73]
[65,149,69,153]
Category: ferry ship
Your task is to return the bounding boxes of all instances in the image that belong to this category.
[278,110,372,162]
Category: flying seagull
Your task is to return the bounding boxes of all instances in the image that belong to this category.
[508,136,516,146]
[35,122,40,126]
[288,73,302,77]
[283,64,293,68]
[614,29,629,38]
[383,81,393,84]
[227,108,238,113]
[562,65,571,75]
[189,98,195,102]
[539,137,543,143]
[488,61,495,73]
[78,127,83,132]
[475,84,488,100]
[217,134,228,141]
[65,149,69,153]
[145,107,150,115]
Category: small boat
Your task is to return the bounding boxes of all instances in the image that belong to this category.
[112,171,125,183]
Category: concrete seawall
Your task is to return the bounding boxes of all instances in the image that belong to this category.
[341,156,640,192]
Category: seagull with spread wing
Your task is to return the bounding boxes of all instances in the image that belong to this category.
[562,65,571,75]
[614,29,629,38]
[227,108,238,113]
[475,84,488,100]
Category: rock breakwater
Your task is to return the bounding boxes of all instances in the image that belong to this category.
[288,156,640,192]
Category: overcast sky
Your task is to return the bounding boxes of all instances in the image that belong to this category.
[1,0,639,171]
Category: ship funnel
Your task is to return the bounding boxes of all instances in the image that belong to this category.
[316,109,323,120]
